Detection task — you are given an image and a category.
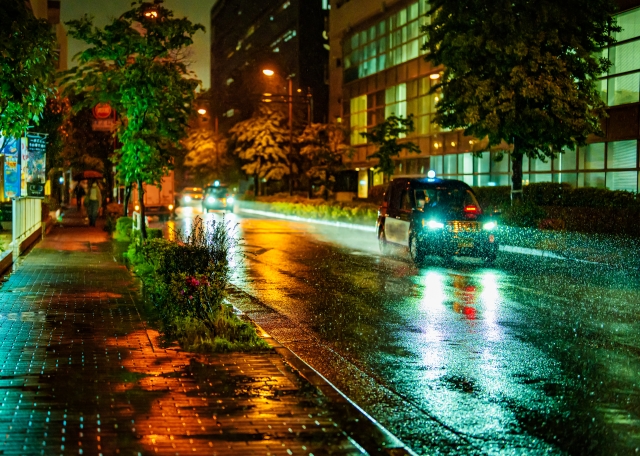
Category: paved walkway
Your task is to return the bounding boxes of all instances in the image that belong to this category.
[0,224,376,455]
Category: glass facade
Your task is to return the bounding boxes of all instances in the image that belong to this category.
[601,7,640,106]
[348,76,442,145]
[342,3,640,193]
[343,1,429,82]
[395,140,639,192]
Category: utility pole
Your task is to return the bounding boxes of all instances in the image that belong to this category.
[288,78,293,195]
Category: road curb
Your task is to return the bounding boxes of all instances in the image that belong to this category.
[231,288,418,456]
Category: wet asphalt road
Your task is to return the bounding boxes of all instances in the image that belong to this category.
[161,208,640,455]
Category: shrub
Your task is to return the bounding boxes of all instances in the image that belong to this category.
[114,217,134,241]
[472,186,511,211]
[132,217,268,352]
[501,200,547,228]
[147,228,163,239]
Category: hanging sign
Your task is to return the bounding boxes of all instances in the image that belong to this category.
[1,136,21,199]
[20,136,29,197]
[26,133,48,198]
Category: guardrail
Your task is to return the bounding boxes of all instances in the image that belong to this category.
[12,198,41,249]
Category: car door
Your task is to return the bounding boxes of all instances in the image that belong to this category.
[385,184,411,245]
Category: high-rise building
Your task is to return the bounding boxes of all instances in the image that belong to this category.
[329,0,640,197]
[210,0,330,131]
[27,0,67,71]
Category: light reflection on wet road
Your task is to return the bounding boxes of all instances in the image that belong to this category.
[159,209,640,455]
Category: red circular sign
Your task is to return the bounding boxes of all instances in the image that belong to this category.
[93,103,113,119]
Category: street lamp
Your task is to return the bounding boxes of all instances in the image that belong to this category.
[197,108,207,115]
[263,68,295,194]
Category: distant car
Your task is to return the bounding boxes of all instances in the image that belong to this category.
[178,187,203,207]
[202,184,235,212]
[377,175,499,265]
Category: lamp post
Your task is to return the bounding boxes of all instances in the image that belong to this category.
[263,68,295,194]
[262,68,313,195]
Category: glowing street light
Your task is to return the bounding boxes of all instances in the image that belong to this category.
[144,10,158,18]
[197,108,207,115]
[262,69,275,77]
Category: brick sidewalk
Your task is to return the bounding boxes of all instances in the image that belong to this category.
[0,226,369,455]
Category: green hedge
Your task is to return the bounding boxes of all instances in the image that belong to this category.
[473,183,640,235]
[250,196,379,225]
[473,183,640,209]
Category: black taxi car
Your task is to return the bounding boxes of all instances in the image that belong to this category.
[377,175,499,264]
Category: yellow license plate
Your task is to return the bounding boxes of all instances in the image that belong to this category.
[458,241,474,249]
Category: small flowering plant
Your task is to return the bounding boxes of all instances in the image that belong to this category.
[168,272,225,323]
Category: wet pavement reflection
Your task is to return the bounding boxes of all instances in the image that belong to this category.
[163,209,640,455]
[0,224,365,455]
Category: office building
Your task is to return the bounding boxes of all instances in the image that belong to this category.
[210,0,330,131]
[329,0,640,197]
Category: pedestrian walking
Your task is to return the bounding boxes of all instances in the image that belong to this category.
[73,183,85,211]
[84,180,102,227]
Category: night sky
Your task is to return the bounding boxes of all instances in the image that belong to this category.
[61,0,217,88]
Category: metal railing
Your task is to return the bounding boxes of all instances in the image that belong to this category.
[12,197,42,254]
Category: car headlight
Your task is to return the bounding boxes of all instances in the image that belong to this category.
[207,196,215,203]
[227,196,235,204]
[483,221,497,230]
[168,204,174,211]
[184,195,191,202]
[423,220,444,229]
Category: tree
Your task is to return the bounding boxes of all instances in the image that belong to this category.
[0,0,57,146]
[298,123,350,199]
[228,106,292,195]
[360,114,420,179]
[182,128,228,186]
[64,0,203,237]
[423,0,619,201]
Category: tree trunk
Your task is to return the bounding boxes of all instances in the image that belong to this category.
[123,184,132,217]
[511,141,524,204]
[137,179,147,239]
[254,175,259,197]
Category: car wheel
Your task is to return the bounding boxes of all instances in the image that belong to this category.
[409,232,426,267]
[378,226,390,255]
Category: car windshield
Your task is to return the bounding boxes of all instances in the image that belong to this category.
[205,187,229,198]
[414,186,480,212]
[183,187,202,194]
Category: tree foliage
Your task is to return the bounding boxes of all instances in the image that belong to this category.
[229,106,293,185]
[0,0,57,143]
[423,0,619,199]
[64,0,203,231]
[182,128,228,186]
[360,114,420,178]
[298,123,350,198]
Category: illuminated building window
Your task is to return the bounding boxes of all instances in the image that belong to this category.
[343,0,430,82]
[600,7,640,106]
[349,95,367,145]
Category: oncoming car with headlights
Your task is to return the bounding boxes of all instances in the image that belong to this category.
[202,183,235,212]
[377,175,499,265]
[178,187,203,207]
